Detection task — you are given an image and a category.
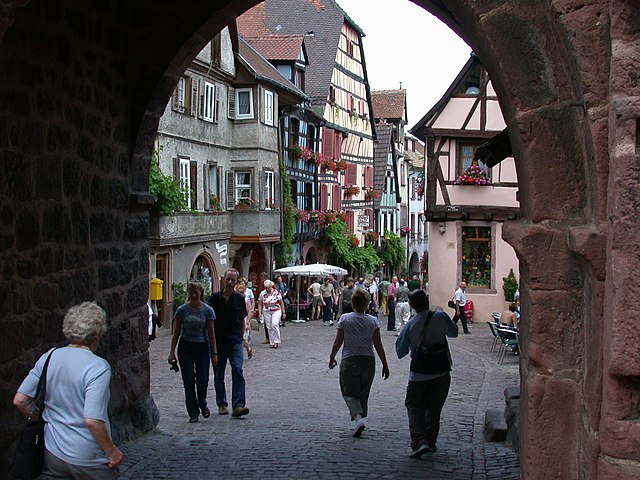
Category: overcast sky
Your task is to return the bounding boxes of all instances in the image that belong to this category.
[335,0,472,129]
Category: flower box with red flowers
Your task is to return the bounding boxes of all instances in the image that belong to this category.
[454,163,491,185]
[364,188,380,201]
[344,185,360,196]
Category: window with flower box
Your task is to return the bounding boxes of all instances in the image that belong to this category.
[458,141,491,180]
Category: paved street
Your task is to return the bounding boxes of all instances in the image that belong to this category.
[119,316,520,479]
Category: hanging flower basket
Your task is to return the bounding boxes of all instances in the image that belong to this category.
[348,235,360,247]
[400,226,411,236]
[455,163,490,185]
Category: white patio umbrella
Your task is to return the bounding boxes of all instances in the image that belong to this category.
[273,263,348,322]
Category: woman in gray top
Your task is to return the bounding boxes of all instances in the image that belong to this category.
[329,288,389,438]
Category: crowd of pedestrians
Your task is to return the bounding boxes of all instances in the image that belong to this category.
[11,267,460,478]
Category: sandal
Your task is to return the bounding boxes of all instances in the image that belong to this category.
[200,406,210,418]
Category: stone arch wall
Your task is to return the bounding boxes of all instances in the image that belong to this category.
[0,1,638,478]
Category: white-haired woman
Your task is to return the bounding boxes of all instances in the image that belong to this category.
[13,302,124,478]
[257,279,286,348]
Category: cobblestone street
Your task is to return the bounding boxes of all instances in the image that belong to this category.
[119,317,520,479]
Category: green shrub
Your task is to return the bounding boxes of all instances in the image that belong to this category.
[149,150,188,216]
[502,268,519,302]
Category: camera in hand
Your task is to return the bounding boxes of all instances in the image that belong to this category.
[169,359,180,372]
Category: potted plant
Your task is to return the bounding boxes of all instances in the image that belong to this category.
[289,145,303,159]
[209,194,222,212]
[502,268,519,304]
[235,198,255,209]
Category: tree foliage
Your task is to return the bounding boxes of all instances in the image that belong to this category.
[321,219,381,273]
[379,230,405,272]
[149,150,188,216]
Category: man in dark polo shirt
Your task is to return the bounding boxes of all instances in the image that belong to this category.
[207,268,250,417]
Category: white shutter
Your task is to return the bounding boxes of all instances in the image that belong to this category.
[228,87,236,119]
[226,171,235,210]
[259,169,266,210]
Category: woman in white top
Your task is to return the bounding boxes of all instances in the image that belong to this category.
[258,280,286,348]
[329,288,390,438]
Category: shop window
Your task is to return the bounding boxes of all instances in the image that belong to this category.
[461,226,492,288]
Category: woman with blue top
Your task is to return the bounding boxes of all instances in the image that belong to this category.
[328,288,389,438]
[13,302,123,478]
[168,282,218,423]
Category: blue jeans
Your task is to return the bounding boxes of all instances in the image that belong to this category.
[214,341,246,408]
[177,340,211,417]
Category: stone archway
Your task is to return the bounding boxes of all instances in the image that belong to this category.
[0,1,638,478]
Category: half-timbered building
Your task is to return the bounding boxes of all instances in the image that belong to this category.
[238,0,376,258]
[410,53,519,319]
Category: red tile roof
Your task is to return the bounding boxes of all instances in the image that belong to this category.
[371,89,406,121]
[242,34,305,62]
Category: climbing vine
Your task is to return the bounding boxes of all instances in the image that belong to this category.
[274,162,295,268]
[379,230,405,272]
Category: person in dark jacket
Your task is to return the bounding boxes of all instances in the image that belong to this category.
[207,269,250,418]
[396,291,458,458]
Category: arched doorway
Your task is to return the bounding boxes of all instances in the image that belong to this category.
[189,251,219,296]
[0,1,636,478]
[408,252,420,277]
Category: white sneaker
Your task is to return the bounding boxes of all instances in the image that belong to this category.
[353,418,365,438]
[329,320,334,326]
[323,321,328,326]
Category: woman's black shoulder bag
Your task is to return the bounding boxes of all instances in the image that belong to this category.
[10,348,57,480]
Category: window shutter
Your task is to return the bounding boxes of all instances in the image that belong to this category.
[365,166,373,188]
[334,133,342,161]
[214,85,220,123]
[346,163,357,185]
[188,77,196,116]
[203,164,210,210]
[273,93,278,126]
[217,166,223,198]
[332,185,341,211]
[259,87,265,123]
[320,184,328,211]
[367,208,374,231]
[259,169,266,210]
[173,157,179,180]
[226,171,235,210]
[322,128,334,159]
[274,171,280,208]
[347,210,354,231]
[228,87,236,119]
[197,79,204,119]
[190,161,198,210]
